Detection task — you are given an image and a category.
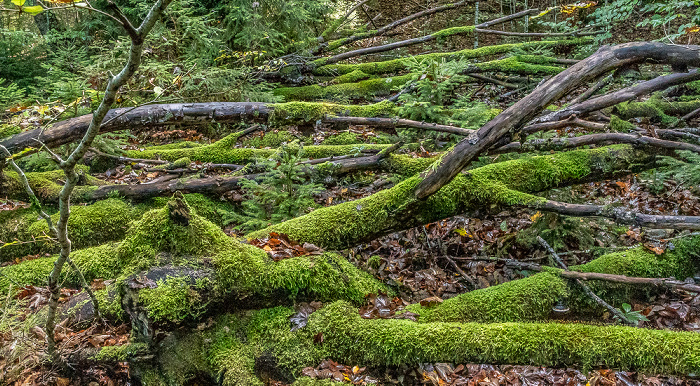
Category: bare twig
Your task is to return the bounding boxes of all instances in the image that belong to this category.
[537,236,635,325]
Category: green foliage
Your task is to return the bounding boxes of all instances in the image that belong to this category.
[0,78,25,111]
[517,212,596,252]
[224,146,324,231]
[637,1,700,43]
[219,0,338,56]
[398,58,469,123]
[615,303,649,323]
[645,150,700,193]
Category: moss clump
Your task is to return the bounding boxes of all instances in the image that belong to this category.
[269,100,397,126]
[139,276,209,323]
[274,74,413,101]
[408,272,568,323]
[241,131,297,148]
[385,154,436,176]
[332,70,373,84]
[609,115,636,132]
[1,166,102,202]
[93,343,150,361]
[313,38,590,75]
[0,124,20,140]
[572,245,695,279]
[1,199,137,262]
[322,132,362,145]
[148,193,236,226]
[615,96,700,125]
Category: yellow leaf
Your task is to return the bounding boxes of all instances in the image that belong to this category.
[453,228,468,237]
[11,0,26,6]
[22,5,44,14]
[263,245,272,251]
[530,211,542,222]
[530,7,555,19]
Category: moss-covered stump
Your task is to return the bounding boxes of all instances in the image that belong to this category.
[0,194,234,261]
[249,145,654,249]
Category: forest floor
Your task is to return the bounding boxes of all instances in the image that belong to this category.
[2,111,700,385]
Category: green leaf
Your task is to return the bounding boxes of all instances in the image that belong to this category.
[11,0,26,6]
[500,220,508,232]
[153,86,164,97]
[21,5,44,15]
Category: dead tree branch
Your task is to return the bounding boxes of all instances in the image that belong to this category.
[414,42,700,200]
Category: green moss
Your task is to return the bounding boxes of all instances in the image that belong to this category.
[609,115,636,132]
[385,154,436,176]
[148,193,236,226]
[0,199,143,262]
[332,70,373,84]
[140,276,209,323]
[0,124,20,140]
[274,74,413,101]
[171,157,191,169]
[433,25,475,39]
[313,38,590,75]
[146,141,204,150]
[93,343,150,361]
[408,272,568,323]
[305,301,700,374]
[241,131,297,148]
[94,285,124,320]
[615,96,700,125]
[1,166,102,202]
[127,137,391,164]
[250,146,647,249]
[322,132,362,145]
[269,100,397,126]
[572,245,694,279]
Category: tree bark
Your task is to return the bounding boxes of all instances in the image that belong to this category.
[0,102,270,156]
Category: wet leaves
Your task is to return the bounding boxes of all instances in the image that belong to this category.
[302,360,378,385]
[289,301,322,332]
[358,292,418,321]
[250,232,323,261]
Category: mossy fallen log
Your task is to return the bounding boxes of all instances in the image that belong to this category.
[615,96,700,124]
[144,298,700,384]
[312,38,591,76]
[0,101,397,156]
[0,201,388,320]
[277,57,565,102]
[0,193,235,261]
[248,145,654,249]
[124,141,392,165]
[274,74,413,101]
